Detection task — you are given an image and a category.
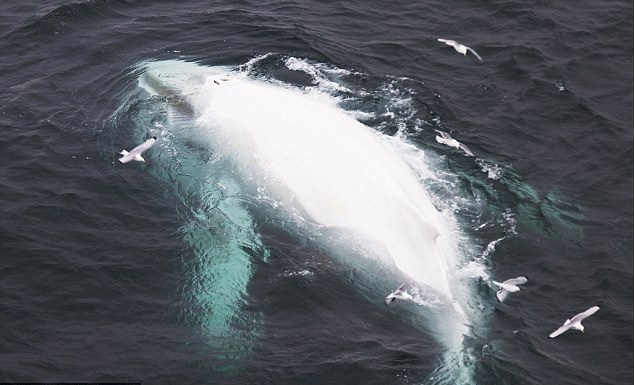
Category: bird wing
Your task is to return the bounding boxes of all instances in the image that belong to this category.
[130,138,156,155]
[504,276,528,286]
[458,142,475,156]
[437,38,454,45]
[434,129,452,139]
[496,288,508,303]
[384,295,395,305]
[466,47,483,61]
[549,323,571,338]
[118,152,134,164]
[571,306,600,323]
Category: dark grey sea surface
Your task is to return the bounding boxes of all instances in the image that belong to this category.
[0,1,632,384]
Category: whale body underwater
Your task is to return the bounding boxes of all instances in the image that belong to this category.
[126,59,478,381]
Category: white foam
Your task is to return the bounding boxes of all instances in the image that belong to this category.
[284,57,351,93]
[477,158,503,180]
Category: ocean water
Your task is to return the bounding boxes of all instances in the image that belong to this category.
[0,1,632,385]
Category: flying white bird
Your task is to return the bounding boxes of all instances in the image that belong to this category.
[384,284,414,305]
[119,137,157,164]
[549,306,600,338]
[492,276,528,302]
[435,130,475,156]
[437,39,483,62]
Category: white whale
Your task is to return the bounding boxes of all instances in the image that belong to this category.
[134,59,474,382]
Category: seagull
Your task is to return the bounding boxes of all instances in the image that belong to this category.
[119,137,157,164]
[492,276,528,302]
[384,284,413,305]
[549,306,600,338]
[437,39,483,61]
[435,130,475,156]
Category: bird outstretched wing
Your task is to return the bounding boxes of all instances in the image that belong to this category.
[549,324,571,338]
[130,137,156,155]
[458,142,475,156]
[504,276,528,286]
[466,47,483,62]
[437,38,456,46]
[571,306,600,323]
[434,129,452,140]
